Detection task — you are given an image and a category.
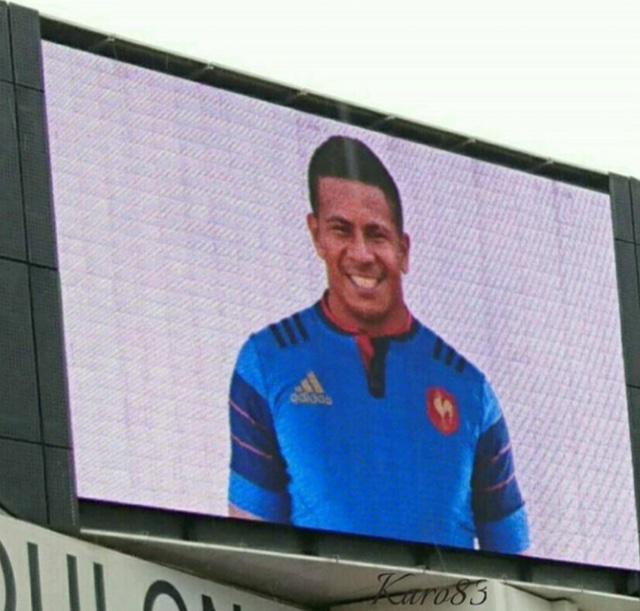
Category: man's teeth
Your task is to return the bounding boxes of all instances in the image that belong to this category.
[351,275,378,289]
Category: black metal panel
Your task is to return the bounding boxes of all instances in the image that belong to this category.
[627,387,640,547]
[0,3,12,83]
[610,174,635,242]
[526,563,622,593]
[15,85,57,268]
[313,532,416,567]
[457,140,549,175]
[375,117,468,151]
[8,4,42,90]
[287,94,383,129]
[614,240,640,388]
[535,161,608,193]
[0,437,47,522]
[189,515,307,553]
[40,16,105,54]
[80,501,186,539]
[0,80,26,261]
[425,547,522,581]
[30,267,70,447]
[196,66,299,106]
[44,445,78,531]
[94,37,173,74]
[631,178,640,245]
[0,258,40,442]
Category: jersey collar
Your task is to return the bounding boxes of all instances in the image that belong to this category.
[316,291,417,341]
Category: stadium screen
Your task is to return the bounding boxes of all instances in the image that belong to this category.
[42,41,639,569]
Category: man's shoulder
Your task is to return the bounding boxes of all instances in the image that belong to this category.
[233,304,320,391]
[245,303,319,354]
[414,321,498,424]
[414,320,486,386]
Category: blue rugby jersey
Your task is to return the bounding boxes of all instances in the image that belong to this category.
[228,301,529,553]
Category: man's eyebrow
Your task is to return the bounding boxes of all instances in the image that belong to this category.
[365,222,392,232]
[324,215,396,235]
[325,215,352,224]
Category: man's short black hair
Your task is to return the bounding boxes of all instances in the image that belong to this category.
[308,136,403,233]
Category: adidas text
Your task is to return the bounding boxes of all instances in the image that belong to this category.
[290,392,333,405]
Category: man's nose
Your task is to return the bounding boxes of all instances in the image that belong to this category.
[347,232,375,263]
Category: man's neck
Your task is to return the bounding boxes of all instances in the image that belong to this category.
[322,292,412,337]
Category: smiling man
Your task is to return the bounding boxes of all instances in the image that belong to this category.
[227,136,529,553]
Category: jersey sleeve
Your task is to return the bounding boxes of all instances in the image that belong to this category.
[472,380,530,553]
[228,336,291,522]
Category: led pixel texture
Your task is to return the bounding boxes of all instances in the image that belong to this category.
[43,42,638,569]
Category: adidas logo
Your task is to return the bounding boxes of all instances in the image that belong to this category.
[290,371,333,405]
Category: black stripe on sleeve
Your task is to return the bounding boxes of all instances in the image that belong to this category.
[269,324,286,348]
[293,313,309,341]
[445,346,455,366]
[281,318,297,345]
[432,337,443,360]
[455,356,466,373]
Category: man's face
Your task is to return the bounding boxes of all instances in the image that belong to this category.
[308,176,410,332]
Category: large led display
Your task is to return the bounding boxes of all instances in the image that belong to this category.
[43,41,639,569]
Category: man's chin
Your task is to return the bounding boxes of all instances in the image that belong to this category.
[345,302,388,326]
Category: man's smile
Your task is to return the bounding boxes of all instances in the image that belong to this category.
[348,274,382,290]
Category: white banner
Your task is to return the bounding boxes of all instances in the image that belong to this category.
[0,514,302,611]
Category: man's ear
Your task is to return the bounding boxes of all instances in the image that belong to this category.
[401,233,410,274]
[307,213,325,259]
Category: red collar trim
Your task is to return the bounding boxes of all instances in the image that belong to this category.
[320,292,413,338]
